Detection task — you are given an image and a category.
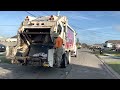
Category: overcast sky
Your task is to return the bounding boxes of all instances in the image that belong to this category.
[0,11,120,44]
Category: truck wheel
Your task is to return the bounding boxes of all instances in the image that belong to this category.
[75,50,78,57]
[61,53,67,68]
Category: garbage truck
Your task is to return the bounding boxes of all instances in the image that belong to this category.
[6,15,77,68]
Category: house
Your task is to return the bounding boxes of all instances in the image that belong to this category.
[93,44,103,49]
[0,38,7,42]
[6,35,17,42]
[105,40,120,49]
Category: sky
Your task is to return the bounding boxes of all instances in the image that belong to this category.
[0,11,120,45]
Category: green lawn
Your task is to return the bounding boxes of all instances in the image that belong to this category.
[107,61,120,75]
[112,54,120,57]
[96,52,109,56]
[98,53,109,56]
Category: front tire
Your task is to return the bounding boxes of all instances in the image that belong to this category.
[75,50,78,57]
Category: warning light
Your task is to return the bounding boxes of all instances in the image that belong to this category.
[26,16,28,18]
[36,23,39,25]
[25,16,29,21]
[41,23,44,25]
[49,15,54,20]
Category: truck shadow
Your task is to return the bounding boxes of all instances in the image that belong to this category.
[0,62,115,79]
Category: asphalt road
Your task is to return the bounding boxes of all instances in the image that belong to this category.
[66,48,115,79]
[0,48,115,79]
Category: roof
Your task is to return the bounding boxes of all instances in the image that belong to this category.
[93,44,103,46]
[11,35,17,38]
[105,40,120,44]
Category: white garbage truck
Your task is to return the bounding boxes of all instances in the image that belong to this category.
[6,15,77,68]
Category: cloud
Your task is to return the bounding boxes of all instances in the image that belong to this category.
[95,14,106,18]
[62,11,97,21]
[77,16,93,20]
[67,13,95,21]
[86,26,112,31]
[110,11,120,16]
[114,25,120,31]
[0,36,3,38]
[102,11,120,17]
[71,15,95,20]
[94,11,120,17]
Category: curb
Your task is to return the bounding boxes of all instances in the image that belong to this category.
[96,54,120,79]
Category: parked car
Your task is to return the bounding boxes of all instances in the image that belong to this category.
[0,44,6,52]
[77,45,81,49]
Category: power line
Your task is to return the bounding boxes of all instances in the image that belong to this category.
[0,25,19,26]
[70,21,120,37]
[69,24,120,43]
[70,24,120,36]
[60,12,120,43]
[40,11,49,16]
[70,24,86,30]
[25,11,36,17]
[31,11,50,17]
[27,11,40,17]
[23,11,120,37]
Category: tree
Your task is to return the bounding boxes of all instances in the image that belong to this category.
[82,43,88,48]
[76,38,80,45]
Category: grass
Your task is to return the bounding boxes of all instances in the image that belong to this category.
[112,53,120,57]
[95,50,120,75]
[94,49,120,56]
[107,61,120,75]
[95,51,109,56]
[97,53,109,56]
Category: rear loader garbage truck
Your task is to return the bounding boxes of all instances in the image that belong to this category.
[6,15,77,68]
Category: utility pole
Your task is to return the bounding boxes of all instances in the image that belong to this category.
[57,11,60,16]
